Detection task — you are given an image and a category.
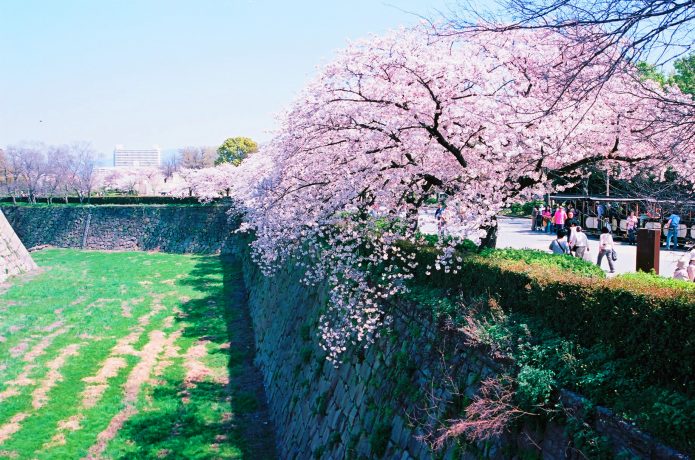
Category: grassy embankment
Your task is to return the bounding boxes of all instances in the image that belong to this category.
[0,249,264,459]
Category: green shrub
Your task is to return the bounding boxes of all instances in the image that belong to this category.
[508,200,544,216]
[398,243,695,395]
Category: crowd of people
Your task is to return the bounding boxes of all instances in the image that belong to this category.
[534,204,693,280]
[429,201,693,281]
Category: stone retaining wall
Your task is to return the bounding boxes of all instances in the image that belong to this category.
[2,205,238,254]
[0,209,37,282]
[241,254,689,460]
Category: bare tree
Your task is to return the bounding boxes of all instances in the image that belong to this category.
[451,1,695,67]
[68,142,97,203]
[160,155,181,182]
[12,144,48,204]
[178,146,217,169]
[1,147,25,204]
[42,145,72,204]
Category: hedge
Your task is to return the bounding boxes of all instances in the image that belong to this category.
[401,243,695,394]
[0,196,224,205]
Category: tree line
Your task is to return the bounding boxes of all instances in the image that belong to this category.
[0,137,258,203]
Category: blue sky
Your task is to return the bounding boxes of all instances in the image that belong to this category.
[0,0,456,158]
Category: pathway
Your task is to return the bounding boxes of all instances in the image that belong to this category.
[418,209,685,277]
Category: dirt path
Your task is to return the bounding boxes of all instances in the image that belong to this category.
[84,330,168,459]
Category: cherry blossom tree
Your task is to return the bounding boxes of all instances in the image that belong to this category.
[238,25,690,360]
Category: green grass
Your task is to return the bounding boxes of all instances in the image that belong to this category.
[0,249,248,459]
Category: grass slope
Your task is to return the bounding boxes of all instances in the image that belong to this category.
[0,249,264,459]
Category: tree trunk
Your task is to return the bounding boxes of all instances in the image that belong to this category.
[478,216,498,249]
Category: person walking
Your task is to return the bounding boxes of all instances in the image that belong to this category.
[542,207,552,233]
[673,258,689,281]
[434,204,443,221]
[626,211,638,245]
[565,211,578,231]
[536,206,544,232]
[437,211,447,237]
[553,206,567,235]
[572,226,590,260]
[549,229,571,255]
[531,206,539,231]
[665,211,681,250]
[597,226,616,273]
[688,251,695,282]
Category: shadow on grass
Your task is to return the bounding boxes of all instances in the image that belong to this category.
[113,255,276,460]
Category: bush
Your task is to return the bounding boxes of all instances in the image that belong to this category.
[508,200,544,216]
[399,243,695,395]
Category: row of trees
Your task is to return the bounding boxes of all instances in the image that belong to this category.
[0,143,98,204]
[0,136,259,203]
[165,137,259,175]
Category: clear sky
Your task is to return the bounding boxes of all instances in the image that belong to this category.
[0,0,455,158]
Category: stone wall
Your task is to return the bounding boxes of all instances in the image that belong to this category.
[2,205,239,254]
[0,209,37,282]
[241,254,689,460]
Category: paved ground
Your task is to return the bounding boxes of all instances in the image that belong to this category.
[500,216,687,277]
[418,209,687,277]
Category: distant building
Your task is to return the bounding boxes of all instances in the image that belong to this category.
[113,145,161,167]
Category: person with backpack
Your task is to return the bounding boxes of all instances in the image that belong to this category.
[549,229,570,255]
[597,226,616,273]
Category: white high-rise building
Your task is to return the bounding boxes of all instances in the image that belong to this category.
[113,145,161,167]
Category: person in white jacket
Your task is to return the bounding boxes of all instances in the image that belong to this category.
[571,226,590,260]
[597,226,615,273]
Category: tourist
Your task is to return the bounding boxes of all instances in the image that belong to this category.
[673,258,689,281]
[549,228,570,255]
[572,226,590,260]
[531,206,539,231]
[565,211,578,232]
[597,202,605,221]
[437,211,447,237]
[597,226,616,273]
[567,220,578,255]
[535,206,544,232]
[689,251,695,282]
[665,211,681,250]
[626,211,638,245]
[553,206,567,234]
[434,204,443,221]
[542,207,552,233]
